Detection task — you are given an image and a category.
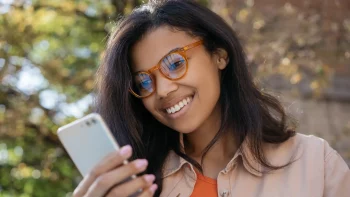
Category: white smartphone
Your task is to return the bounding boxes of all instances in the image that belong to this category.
[57,113,131,177]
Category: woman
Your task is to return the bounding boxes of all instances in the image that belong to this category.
[73,0,350,196]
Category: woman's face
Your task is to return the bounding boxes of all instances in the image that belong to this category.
[131,26,228,133]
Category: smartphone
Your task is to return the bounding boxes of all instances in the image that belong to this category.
[57,113,131,177]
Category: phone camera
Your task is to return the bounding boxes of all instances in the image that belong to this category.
[91,119,96,124]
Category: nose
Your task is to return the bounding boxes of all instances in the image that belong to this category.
[154,72,178,99]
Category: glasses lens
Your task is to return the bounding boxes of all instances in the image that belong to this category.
[131,72,154,97]
[160,53,187,79]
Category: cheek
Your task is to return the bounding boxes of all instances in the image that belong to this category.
[188,61,221,104]
[197,70,221,103]
[193,61,221,104]
[142,99,154,114]
[187,58,221,93]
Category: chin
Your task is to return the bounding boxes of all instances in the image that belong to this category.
[169,121,200,134]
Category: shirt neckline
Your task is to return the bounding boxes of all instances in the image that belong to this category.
[194,170,217,185]
[162,134,263,178]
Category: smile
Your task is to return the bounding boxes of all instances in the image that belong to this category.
[166,96,193,114]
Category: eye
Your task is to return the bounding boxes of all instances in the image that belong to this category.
[139,79,151,88]
[162,53,184,68]
[169,60,185,70]
[135,73,152,90]
[142,79,151,85]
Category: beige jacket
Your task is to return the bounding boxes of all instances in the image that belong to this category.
[160,133,350,197]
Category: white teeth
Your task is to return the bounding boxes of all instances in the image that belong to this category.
[166,96,193,114]
[179,101,184,108]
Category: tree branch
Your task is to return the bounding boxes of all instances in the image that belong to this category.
[111,0,127,15]
[0,55,9,82]
[2,3,107,22]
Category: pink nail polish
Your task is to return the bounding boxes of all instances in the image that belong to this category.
[135,159,148,169]
[145,174,155,182]
[119,145,131,157]
[150,184,158,193]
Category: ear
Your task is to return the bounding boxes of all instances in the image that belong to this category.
[213,48,229,70]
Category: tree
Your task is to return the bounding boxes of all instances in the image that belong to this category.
[0,0,144,196]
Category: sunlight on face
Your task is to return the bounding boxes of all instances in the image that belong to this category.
[131,26,224,133]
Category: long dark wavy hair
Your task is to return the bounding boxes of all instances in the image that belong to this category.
[95,0,296,195]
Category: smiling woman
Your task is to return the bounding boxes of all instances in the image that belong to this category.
[131,31,224,133]
[71,0,350,197]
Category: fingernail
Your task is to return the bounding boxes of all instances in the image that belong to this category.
[145,174,155,183]
[150,184,158,193]
[135,159,148,169]
[119,145,131,157]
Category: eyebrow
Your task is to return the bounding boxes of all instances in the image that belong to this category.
[133,47,181,73]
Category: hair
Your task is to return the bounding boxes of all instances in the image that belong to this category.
[95,0,296,195]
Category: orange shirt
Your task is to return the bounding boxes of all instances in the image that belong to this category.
[191,170,218,197]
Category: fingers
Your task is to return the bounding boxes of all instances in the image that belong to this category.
[84,159,149,197]
[105,174,156,197]
[73,145,132,197]
[137,184,158,197]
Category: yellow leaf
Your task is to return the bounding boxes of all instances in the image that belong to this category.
[290,73,302,84]
[60,1,76,12]
[281,57,290,65]
[253,19,265,30]
[237,8,250,23]
[310,81,319,90]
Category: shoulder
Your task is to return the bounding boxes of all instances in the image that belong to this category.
[261,133,350,196]
[296,133,332,152]
[287,135,350,196]
[281,132,331,149]
[291,133,338,160]
[262,133,337,166]
[294,133,333,156]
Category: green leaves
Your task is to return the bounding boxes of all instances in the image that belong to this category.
[0,0,130,196]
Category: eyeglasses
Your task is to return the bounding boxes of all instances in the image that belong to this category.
[129,40,203,98]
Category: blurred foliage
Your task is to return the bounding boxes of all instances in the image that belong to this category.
[214,0,350,164]
[0,0,349,196]
[0,0,146,196]
[216,0,350,97]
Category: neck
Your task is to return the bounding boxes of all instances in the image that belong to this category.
[183,103,237,178]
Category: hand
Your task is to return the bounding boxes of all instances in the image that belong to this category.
[72,145,157,197]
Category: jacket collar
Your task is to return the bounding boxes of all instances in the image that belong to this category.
[162,134,263,178]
